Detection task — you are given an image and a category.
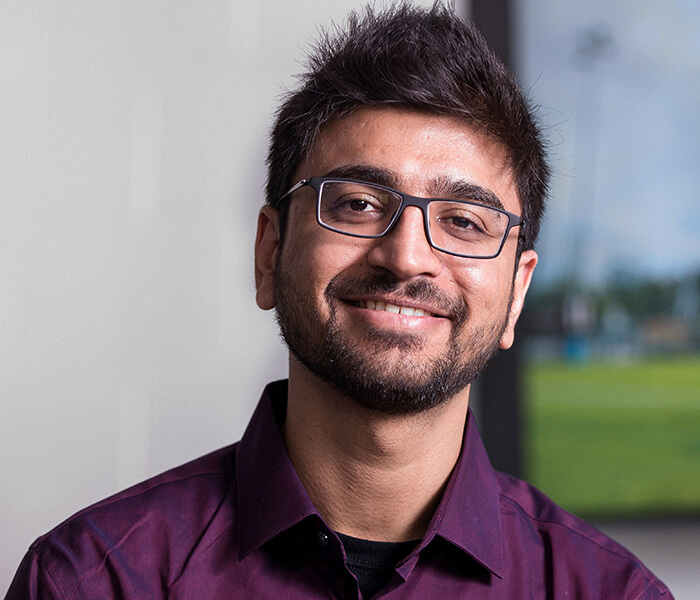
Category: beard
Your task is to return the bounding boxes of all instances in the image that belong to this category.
[273,263,511,415]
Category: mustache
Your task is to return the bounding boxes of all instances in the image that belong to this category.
[325,271,468,322]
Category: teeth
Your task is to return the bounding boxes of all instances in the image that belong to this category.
[356,301,429,317]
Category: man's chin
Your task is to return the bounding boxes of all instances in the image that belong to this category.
[357,327,429,354]
[290,338,472,416]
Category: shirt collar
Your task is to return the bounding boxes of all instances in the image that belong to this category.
[236,381,504,577]
[236,380,320,559]
[423,409,504,578]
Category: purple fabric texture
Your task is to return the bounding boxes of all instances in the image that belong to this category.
[6,380,673,599]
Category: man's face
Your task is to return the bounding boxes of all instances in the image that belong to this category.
[255,108,537,414]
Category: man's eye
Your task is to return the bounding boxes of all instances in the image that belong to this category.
[435,207,491,240]
[341,195,383,212]
[449,216,477,229]
[441,213,483,231]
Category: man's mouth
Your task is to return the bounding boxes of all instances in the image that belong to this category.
[351,300,434,317]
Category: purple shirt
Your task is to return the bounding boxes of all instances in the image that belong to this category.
[6,380,673,599]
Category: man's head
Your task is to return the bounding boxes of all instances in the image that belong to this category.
[255,3,548,414]
[265,2,549,253]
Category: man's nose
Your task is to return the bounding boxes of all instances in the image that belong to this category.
[365,206,443,279]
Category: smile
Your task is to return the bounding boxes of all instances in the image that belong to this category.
[352,300,432,317]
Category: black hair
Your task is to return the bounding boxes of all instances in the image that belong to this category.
[266,1,549,252]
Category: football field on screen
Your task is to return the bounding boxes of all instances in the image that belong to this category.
[525,355,700,518]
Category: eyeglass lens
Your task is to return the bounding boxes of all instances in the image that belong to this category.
[317,180,510,257]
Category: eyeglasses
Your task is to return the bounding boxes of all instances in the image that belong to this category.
[279,177,524,259]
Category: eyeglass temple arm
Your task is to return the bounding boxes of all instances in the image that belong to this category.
[278,179,309,203]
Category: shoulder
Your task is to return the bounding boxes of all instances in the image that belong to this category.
[44,442,240,544]
[6,444,240,600]
[495,471,673,599]
[85,442,239,512]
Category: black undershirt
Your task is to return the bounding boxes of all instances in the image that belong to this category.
[336,532,419,599]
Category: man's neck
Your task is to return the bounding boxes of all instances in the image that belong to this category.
[283,359,470,543]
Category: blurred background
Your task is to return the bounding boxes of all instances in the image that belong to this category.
[1,0,697,596]
[518,0,699,520]
[513,1,700,596]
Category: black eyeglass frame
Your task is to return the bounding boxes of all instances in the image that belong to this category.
[279,176,525,259]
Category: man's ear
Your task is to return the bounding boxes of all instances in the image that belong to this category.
[500,249,538,350]
[254,205,281,310]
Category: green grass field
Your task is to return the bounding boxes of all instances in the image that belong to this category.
[524,355,700,518]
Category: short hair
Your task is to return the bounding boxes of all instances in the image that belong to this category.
[266,2,549,253]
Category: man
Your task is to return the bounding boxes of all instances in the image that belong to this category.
[6,4,672,599]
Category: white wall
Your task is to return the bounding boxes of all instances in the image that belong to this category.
[0,0,438,589]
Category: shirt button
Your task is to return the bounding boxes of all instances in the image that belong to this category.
[318,531,329,545]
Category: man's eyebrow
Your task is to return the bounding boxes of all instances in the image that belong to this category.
[322,166,506,211]
[323,165,398,188]
[429,176,505,210]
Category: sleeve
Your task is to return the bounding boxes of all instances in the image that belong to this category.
[4,547,64,600]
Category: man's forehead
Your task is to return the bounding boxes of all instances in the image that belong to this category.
[299,107,520,213]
